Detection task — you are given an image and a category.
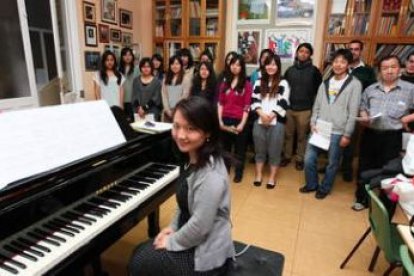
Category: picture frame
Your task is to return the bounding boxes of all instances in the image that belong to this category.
[275,0,315,26]
[121,32,133,46]
[119,9,133,29]
[83,1,96,23]
[84,24,98,47]
[110,28,121,43]
[101,0,118,25]
[264,29,311,61]
[98,24,110,43]
[237,0,271,25]
[104,44,121,60]
[84,51,101,71]
[237,29,262,67]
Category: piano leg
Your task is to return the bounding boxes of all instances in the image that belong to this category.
[147,209,160,238]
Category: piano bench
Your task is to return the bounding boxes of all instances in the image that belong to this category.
[226,241,284,276]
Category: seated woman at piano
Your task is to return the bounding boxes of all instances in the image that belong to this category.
[94,50,125,108]
[129,96,234,275]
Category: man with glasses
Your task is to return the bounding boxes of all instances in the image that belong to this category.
[352,55,414,211]
[341,40,377,182]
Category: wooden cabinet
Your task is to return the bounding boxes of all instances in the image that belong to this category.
[153,0,225,70]
[322,0,414,72]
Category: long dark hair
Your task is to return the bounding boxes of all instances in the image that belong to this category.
[258,48,273,69]
[119,47,135,76]
[224,54,247,93]
[100,50,122,85]
[199,49,214,63]
[151,53,164,73]
[178,48,194,69]
[260,53,282,98]
[191,61,216,95]
[165,55,184,85]
[173,97,224,168]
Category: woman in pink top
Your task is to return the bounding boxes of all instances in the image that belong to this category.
[218,54,252,183]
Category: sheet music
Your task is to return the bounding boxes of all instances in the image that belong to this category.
[309,119,332,150]
[0,101,126,190]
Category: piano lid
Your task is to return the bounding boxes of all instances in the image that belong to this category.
[0,101,126,190]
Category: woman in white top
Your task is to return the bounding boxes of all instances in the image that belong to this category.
[251,53,290,188]
[161,55,191,122]
[94,50,125,108]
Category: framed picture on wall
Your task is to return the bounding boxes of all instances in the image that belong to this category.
[110,29,121,43]
[237,0,271,25]
[264,29,311,61]
[275,0,315,26]
[84,24,98,47]
[237,29,261,66]
[120,9,133,29]
[101,0,118,25]
[84,51,101,71]
[98,24,110,43]
[83,1,96,23]
[104,44,121,60]
[122,32,133,46]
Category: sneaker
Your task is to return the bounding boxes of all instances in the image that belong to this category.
[280,158,291,167]
[351,202,367,211]
[315,190,328,199]
[295,161,304,171]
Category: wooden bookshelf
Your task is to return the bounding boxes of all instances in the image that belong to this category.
[322,0,414,71]
[152,0,226,71]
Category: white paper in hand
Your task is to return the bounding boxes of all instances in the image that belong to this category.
[309,119,332,150]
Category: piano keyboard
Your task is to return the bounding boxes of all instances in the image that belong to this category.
[0,163,179,275]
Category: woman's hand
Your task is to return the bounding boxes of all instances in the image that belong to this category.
[339,136,351,148]
[153,233,170,250]
[236,123,244,134]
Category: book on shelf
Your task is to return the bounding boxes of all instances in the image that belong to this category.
[375,44,414,64]
[206,8,219,17]
[354,0,372,13]
[206,18,218,36]
[190,0,201,18]
[171,7,182,19]
[155,25,164,37]
[382,0,402,12]
[403,17,414,34]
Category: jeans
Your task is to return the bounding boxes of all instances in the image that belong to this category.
[304,134,343,193]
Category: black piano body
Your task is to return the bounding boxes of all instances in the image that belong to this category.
[0,131,179,275]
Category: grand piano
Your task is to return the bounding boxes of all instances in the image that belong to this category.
[0,102,180,275]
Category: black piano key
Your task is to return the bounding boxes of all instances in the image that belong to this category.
[62,212,92,225]
[43,223,75,237]
[54,218,85,230]
[68,211,97,222]
[134,172,158,179]
[147,166,170,173]
[150,163,176,170]
[27,232,61,246]
[121,180,149,189]
[48,220,79,234]
[74,203,106,217]
[17,238,50,253]
[117,184,141,194]
[4,245,37,262]
[128,176,155,183]
[0,253,26,269]
[111,186,138,196]
[0,262,19,274]
[141,169,165,176]
[10,241,44,257]
[100,190,131,202]
[83,203,111,214]
[33,228,66,243]
[89,197,118,209]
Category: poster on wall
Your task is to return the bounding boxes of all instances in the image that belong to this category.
[275,0,315,25]
[237,0,271,25]
[237,30,261,66]
[265,29,311,60]
[101,0,118,25]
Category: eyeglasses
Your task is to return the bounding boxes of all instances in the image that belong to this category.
[380,65,399,71]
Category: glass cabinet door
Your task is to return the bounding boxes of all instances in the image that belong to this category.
[205,0,219,36]
[402,0,414,35]
[376,0,402,35]
[351,0,372,35]
[189,42,201,62]
[169,0,182,37]
[327,0,351,35]
[189,0,201,36]
[155,0,166,37]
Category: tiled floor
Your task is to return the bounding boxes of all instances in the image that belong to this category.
[101,161,402,275]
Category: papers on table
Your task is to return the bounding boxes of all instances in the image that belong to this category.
[130,121,172,134]
[0,101,126,190]
[309,119,332,150]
